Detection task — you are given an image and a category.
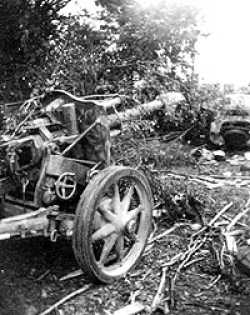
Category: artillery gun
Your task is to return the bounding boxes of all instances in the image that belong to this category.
[0,90,153,283]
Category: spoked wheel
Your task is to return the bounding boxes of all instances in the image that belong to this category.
[73,166,153,283]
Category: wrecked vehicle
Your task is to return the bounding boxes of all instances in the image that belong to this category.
[0,90,152,283]
[210,94,250,148]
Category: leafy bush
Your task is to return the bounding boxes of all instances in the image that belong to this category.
[32,0,202,102]
[0,0,69,101]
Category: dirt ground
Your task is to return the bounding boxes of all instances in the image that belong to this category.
[1,140,250,315]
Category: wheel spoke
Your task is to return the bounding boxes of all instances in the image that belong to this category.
[127,205,142,222]
[93,212,103,230]
[62,187,66,198]
[112,183,121,213]
[116,234,125,260]
[99,233,118,265]
[60,183,75,188]
[92,223,115,242]
[121,186,134,213]
[98,199,116,223]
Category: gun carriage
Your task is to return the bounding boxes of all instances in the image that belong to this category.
[0,90,152,283]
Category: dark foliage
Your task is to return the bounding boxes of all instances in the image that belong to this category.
[30,0,202,102]
[0,0,69,101]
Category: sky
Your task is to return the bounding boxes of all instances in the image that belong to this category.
[194,0,250,85]
[64,0,250,86]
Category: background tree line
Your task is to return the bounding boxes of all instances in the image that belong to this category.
[0,0,202,103]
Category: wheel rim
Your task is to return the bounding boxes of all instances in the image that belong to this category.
[89,173,151,278]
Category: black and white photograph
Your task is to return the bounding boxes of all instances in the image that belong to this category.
[0,0,250,314]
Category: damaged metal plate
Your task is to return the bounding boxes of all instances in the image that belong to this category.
[210,93,250,148]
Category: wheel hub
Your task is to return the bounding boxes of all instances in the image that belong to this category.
[97,197,137,234]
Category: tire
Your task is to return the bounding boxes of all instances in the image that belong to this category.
[72,166,153,283]
[223,130,248,149]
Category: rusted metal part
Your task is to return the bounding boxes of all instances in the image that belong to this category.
[0,206,57,240]
[210,94,250,148]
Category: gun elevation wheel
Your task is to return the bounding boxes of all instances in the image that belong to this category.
[73,166,152,283]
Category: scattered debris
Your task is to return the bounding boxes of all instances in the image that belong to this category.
[36,270,51,281]
[145,198,250,313]
[190,146,250,166]
[190,147,214,161]
[112,302,145,315]
[59,269,83,282]
[160,171,250,190]
[150,267,168,313]
[213,150,226,161]
[25,305,38,315]
[244,152,250,160]
[38,284,93,315]
[172,193,204,224]
[222,171,232,178]
[190,223,202,231]
[41,289,48,299]
[148,223,184,244]
[240,161,250,172]
[228,154,245,166]
[208,202,233,226]
[226,198,250,231]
